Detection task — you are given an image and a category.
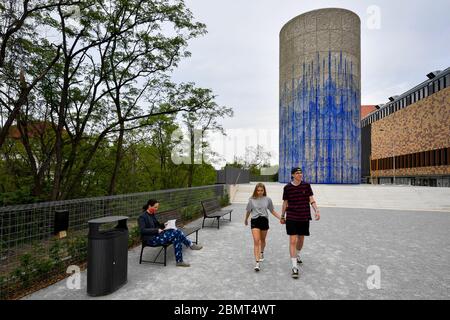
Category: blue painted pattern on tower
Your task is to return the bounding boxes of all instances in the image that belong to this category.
[279,51,361,184]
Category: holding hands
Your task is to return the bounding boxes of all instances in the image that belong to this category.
[314,209,321,221]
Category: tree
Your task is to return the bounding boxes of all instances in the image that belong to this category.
[100,0,207,194]
[51,0,207,200]
[0,1,81,149]
[1,0,207,200]
[228,145,272,175]
[178,83,233,187]
[139,105,181,189]
[0,1,232,204]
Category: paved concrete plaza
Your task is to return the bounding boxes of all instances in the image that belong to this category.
[24,184,450,300]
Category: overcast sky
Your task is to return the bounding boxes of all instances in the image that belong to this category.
[172,0,450,167]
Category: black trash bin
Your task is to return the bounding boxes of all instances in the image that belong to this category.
[87,216,128,296]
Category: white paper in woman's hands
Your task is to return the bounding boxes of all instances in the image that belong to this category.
[164,219,177,230]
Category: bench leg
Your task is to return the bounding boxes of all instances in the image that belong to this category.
[139,245,145,264]
[217,217,220,229]
[164,246,167,267]
[153,247,164,264]
[202,217,206,228]
[195,230,198,244]
[229,212,232,221]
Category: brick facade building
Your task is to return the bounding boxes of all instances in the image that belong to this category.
[361,68,450,187]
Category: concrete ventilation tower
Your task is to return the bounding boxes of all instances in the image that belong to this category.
[279,8,361,183]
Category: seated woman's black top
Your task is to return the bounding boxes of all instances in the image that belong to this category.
[138,211,165,242]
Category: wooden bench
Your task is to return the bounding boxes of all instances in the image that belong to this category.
[139,209,200,266]
[201,198,232,229]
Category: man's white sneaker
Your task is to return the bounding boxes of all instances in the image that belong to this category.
[254,262,260,272]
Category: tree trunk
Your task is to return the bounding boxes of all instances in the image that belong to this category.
[108,121,125,195]
[51,73,70,200]
[187,127,195,187]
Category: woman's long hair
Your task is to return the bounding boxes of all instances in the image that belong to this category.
[251,183,267,199]
[143,199,159,211]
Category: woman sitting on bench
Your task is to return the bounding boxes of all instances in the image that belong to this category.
[138,199,203,267]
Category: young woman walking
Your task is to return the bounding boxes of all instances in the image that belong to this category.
[244,183,282,271]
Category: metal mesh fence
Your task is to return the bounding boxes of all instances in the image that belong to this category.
[0,185,227,299]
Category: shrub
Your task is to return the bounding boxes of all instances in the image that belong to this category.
[12,253,35,288]
[49,239,65,271]
[67,235,88,262]
[0,275,7,299]
[181,204,201,222]
[220,193,230,207]
[128,225,141,248]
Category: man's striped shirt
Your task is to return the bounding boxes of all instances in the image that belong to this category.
[282,181,313,221]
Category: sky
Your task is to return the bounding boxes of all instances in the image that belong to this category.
[171,0,450,168]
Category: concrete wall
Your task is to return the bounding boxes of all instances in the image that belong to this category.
[279,8,361,184]
[231,182,450,212]
[216,167,250,185]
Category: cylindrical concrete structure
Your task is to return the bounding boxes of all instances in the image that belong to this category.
[279,8,361,184]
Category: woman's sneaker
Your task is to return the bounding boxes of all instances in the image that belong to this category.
[176,261,190,267]
[259,252,264,262]
[291,267,299,279]
[297,257,303,264]
[254,262,260,272]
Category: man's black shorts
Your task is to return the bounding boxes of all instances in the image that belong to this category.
[251,216,269,231]
[286,219,310,236]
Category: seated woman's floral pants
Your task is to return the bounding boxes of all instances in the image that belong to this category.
[147,229,192,262]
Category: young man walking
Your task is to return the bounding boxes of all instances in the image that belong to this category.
[280,167,320,279]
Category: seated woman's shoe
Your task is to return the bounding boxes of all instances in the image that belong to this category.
[190,244,203,250]
[176,261,190,267]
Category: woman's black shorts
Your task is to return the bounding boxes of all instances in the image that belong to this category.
[251,216,269,231]
[286,219,310,236]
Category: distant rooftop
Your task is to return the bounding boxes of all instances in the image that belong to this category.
[361,105,376,119]
[361,66,450,126]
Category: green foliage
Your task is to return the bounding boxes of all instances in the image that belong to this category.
[0,0,220,204]
[35,258,53,275]
[0,238,6,258]
[12,253,35,288]
[181,204,202,222]
[48,239,65,271]
[5,235,87,294]
[220,193,230,207]
[128,225,141,248]
[0,187,40,206]
[226,145,273,175]
[0,275,6,300]
[192,163,217,187]
[67,235,88,261]
[0,0,233,298]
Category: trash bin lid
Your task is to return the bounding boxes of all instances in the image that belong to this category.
[88,216,129,224]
